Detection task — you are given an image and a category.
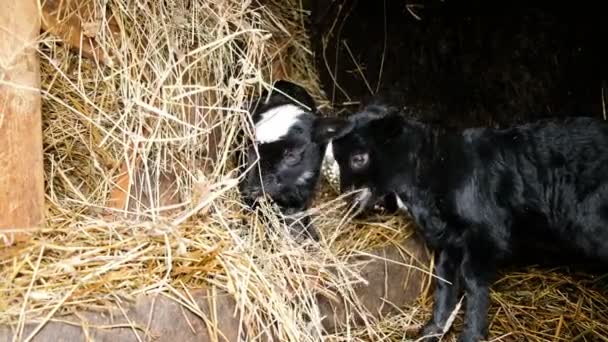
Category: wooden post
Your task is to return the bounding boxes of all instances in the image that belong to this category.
[0,0,45,245]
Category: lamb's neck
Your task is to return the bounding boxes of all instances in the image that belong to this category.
[394,123,447,191]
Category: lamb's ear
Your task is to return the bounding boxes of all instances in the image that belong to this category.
[272,80,316,112]
[312,117,353,143]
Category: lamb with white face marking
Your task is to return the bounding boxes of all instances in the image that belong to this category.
[239,80,346,240]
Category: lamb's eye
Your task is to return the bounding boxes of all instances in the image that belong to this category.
[292,125,304,135]
[284,149,301,166]
[350,152,369,170]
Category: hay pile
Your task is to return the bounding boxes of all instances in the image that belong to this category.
[0,1,429,341]
[1,0,607,341]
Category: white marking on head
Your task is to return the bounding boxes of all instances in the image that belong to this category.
[296,171,315,185]
[254,104,305,144]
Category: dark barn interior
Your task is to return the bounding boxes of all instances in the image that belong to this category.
[306,0,607,129]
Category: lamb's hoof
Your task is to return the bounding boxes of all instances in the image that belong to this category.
[457,330,485,342]
[417,322,443,342]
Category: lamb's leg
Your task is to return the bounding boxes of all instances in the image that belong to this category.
[458,247,497,342]
[420,247,462,341]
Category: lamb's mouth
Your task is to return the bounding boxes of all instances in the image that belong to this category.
[354,191,410,216]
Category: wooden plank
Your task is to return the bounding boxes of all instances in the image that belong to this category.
[0,242,430,341]
[0,288,242,342]
[0,0,45,245]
